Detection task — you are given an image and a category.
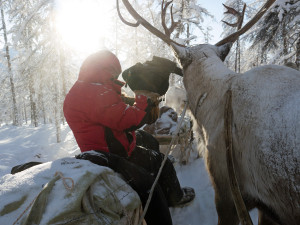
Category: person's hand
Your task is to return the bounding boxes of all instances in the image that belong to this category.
[121,94,135,106]
[134,90,160,124]
[147,98,160,124]
[134,90,160,102]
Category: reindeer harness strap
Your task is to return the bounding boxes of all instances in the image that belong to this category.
[224,89,253,225]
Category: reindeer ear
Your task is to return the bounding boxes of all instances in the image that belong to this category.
[217,42,232,61]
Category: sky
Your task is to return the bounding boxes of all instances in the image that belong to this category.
[54,0,229,57]
[200,0,225,43]
[205,0,225,20]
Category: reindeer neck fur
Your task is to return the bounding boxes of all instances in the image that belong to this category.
[176,44,238,201]
[180,44,235,141]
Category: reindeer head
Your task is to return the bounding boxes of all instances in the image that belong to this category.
[117,0,275,71]
[172,43,233,70]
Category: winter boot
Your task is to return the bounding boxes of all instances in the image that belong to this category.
[167,155,176,164]
[175,187,195,207]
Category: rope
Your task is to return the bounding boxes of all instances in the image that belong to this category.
[62,178,135,225]
[54,171,75,191]
[138,100,189,225]
[12,197,37,225]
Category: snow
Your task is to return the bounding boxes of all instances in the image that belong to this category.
[0,123,258,224]
[0,124,79,177]
[165,86,187,114]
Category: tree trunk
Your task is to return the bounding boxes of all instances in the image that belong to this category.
[135,27,139,62]
[170,0,185,87]
[186,0,190,46]
[23,23,38,127]
[235,40,241,72]
[28,76,38,127]
[115,16,119,56]
[23,99,28,124]
[260,46,267,65]
[282,21,288,65]
[1,8,18,126]
[41,97,46,124]
[54,81,61,143]
[55,104,61,143]
[59,51,67,98]
[296,37,300,70]
[186,24,190,46]
[37,85,46,124]
[238,39,241,72]
[175,0,184,39]
[235,1,243,73]
[59,50,66,125]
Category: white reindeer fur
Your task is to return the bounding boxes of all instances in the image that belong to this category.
[178,44,300,225]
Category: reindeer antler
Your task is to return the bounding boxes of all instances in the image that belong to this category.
[222,3,246,30]
[116,0,140,27]
[117,0,275,48]
[117,0,185,47]
[161,0,180,37]
[216,0,276,46]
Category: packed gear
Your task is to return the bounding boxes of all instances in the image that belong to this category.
[76,151,173,225]
[2,158,143,225]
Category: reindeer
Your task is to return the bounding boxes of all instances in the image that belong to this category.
[117,0,300,224]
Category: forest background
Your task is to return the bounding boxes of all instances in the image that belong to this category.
[0,0,299,142]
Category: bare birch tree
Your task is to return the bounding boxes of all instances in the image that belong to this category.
[1,5,18,125]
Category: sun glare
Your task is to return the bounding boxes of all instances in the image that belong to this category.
[55,0,113,55]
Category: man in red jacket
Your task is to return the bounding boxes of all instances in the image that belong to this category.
[64,50,195,225]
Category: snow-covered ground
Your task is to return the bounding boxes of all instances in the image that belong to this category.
[0,123,258,224]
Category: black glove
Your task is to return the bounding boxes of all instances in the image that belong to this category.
[76,151,110,167]
[122,56,183,96]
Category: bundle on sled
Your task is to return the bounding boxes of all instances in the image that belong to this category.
[143,106,191,136]
[0,157,144,225]
[143,106,195,164]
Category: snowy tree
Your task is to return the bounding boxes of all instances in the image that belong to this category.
[249,0,300,66]
[7,0,56,126]
[222,0,247,72]
[0,0,77,142]
[170,0,212,45]
[0,3,19,125]
[203,26,213,44]
[296,37,300,69]
[115,0,175,68]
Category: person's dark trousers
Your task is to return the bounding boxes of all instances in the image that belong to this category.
[135,129,160,152]
[11,161,43,174]
[128,146,183,207]
[76,151,173,225]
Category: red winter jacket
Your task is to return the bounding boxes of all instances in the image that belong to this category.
[63,53,149,156]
